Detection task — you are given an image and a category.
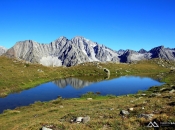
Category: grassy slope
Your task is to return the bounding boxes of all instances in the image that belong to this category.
[0,56,175,129]
[0,56,107,97]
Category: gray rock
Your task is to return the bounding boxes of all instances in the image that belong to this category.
[42,127,52,130]
[120,110,129,115]
[160,88,166,91]
[103,68,110,74]
[151,93,161,97]
[87,98,92,100]
[170,67,175,70]
[74,116,90,123]
[82,116,90,123]
[59,105,64,108]
[169,89,175,93]
[109,108,114,110]
[138,114,154,120]
[0,46,7,55]
[128,108,134,111]
[76,117,83,123]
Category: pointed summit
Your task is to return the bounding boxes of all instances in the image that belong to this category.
[71,36,86,43]
[56,36,68,41]
[149,45,175,60]
[138,49,147,53]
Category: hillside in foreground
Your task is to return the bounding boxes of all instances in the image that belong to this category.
[0,56,175,129]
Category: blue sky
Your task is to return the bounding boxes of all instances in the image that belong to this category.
[0,0,175,51]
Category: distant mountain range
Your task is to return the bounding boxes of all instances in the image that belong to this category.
[1,36,175,66]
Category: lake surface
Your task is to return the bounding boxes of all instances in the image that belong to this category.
[0,76,164,113]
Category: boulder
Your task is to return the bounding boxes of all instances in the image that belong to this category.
[87,98,92,100]
[151,93,161,97]
[138,114,154,120]
[128,108,134,111]
[42,127,52,130]
[120,110,129,116]
[169,89,175,93]
[59,105,64,108]
[74,116,90,123]
[82,116,90,123]
[76,117,83,123]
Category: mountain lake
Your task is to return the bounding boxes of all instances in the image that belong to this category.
[0,76,164,113]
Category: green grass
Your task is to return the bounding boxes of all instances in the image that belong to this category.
[1,56,171,97]
[0,56,175,129]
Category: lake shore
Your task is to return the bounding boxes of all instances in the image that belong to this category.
[0,56,175,129]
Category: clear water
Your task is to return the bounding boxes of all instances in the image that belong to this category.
[0,76,163,113]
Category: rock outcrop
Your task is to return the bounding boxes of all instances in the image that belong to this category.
[0,46,7,55]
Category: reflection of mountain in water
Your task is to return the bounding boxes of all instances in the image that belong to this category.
[53,78,93,89]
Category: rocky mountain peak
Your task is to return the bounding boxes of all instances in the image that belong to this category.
[149,46,164,53]
[54,36,68,42]
[117,49,125,55]
[71,36,90,43]
[149,45,175,60]
[2,36,175,66]
[138,49,147,53]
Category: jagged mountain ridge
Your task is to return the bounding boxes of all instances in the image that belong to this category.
[2,36,175,66]
[4,36,119,66]
[149,46,175,60]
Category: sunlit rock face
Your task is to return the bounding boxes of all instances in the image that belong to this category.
[4,36,120,66]
[4,37,175,66]
[0,46,7,56]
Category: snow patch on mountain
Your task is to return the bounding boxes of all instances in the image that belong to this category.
[40,56,62,67]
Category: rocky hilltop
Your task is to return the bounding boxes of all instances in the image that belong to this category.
[0,46,7,56]
[3,36,175,66]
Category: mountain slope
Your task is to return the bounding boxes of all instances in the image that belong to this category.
[3,37,175,66]
[5,36,120,66]
[0,46,7,56]
[149,46,175,60]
